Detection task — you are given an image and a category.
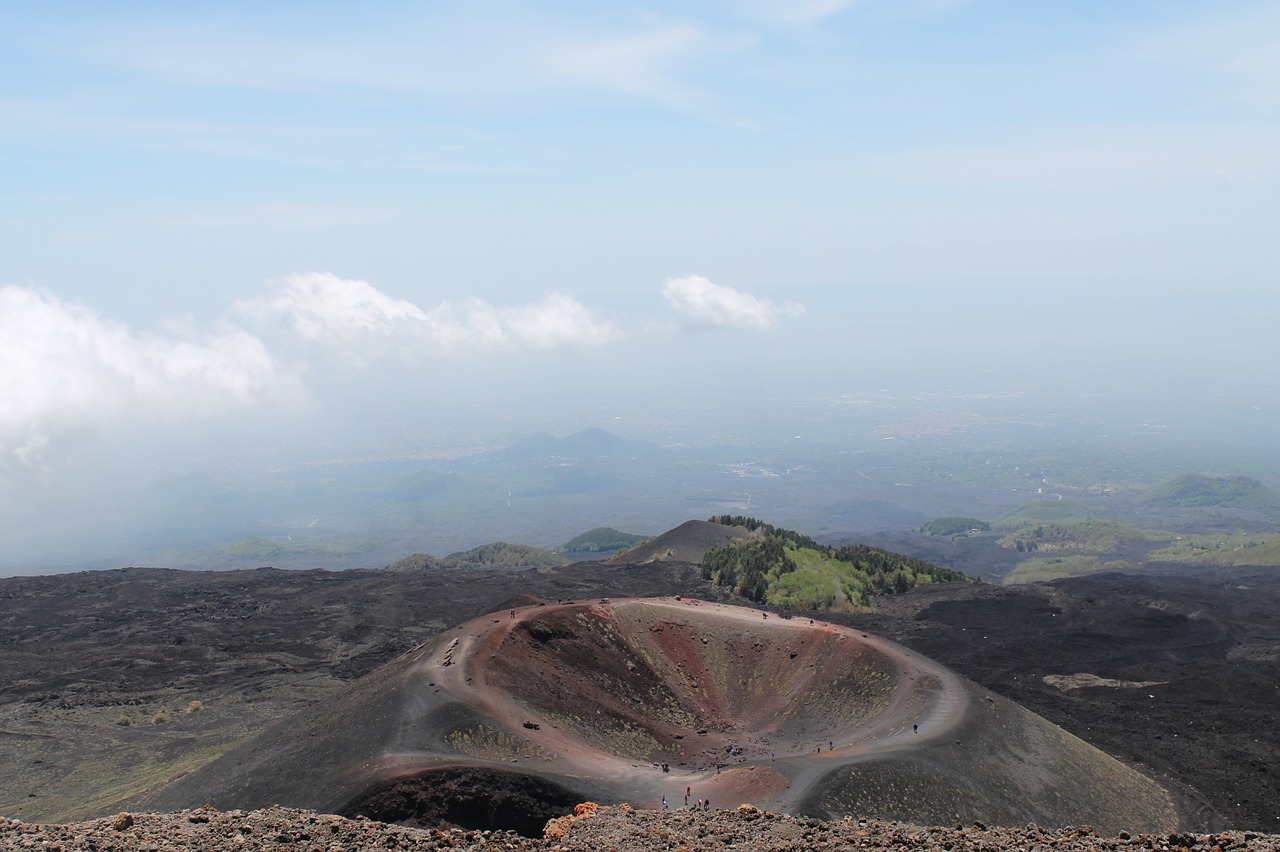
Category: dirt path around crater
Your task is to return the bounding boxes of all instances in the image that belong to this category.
[412,596,972,812]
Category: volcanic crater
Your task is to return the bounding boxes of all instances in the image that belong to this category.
[135,598,1186,836]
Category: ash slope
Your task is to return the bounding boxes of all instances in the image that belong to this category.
[135,599,1182,836]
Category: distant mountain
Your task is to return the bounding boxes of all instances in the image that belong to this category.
[1139,474,1280,513]
[493,427,663,461]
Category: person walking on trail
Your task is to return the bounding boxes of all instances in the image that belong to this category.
[685,786,691,805]
[704,799,711,812]
[662,796,667,809]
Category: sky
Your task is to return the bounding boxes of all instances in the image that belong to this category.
[2,1,1279,563]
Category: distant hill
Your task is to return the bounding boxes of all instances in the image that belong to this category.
[494,427,662,462]
[1147,532,1280,567]
[387,542,568,571]
[996,519,1167,554]
[1139,474,1280,513]
[917,517,990,537]
[701,516,972,610]
[607,519,754,565]
[555,527,649,554]
[221,537,376,560]
[993,500,1093,529]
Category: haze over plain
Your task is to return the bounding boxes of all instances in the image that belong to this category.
[2,1,1278,571]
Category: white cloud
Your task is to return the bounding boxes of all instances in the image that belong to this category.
[0,285,290,477]
[501,293,620,350]
[235,272,429,347]
[237,273,619,357]
[0,273,624,481]
[662,275,805,330]
[424,299,508,350]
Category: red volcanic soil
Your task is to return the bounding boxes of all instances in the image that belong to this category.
[135,598,1182,836]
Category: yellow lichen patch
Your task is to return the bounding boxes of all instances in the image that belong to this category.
[1043,673,1166,691]
[445,725,556,760]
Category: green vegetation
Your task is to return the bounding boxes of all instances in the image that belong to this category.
[222,537,377,560]
[555,527,649,553]
[993,501,1093,529]
[702,516,972,610]
[1139,474,1280,512]
[385,553,444,571]
[387,541,569,571]
[1146,533,1280,566]
[917,517,990,536]
[1004,555,1141,585]
[996,520,1167,554]
[444,542,569,568]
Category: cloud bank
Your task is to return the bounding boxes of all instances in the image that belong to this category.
[1,273,794,480]
[662,274,805,330]
[0,285,288,477]
[236,273,620,359]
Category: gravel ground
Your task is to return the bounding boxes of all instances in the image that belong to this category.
[4,804,1279,852]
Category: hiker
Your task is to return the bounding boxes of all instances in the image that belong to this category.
[685,786,690,805]
[662,796,668,809]
[913,724,918,733]
[704,799,711,812]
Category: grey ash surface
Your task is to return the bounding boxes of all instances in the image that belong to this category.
[1,558,1278,832]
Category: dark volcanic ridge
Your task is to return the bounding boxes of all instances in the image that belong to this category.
[133,598,1184,836]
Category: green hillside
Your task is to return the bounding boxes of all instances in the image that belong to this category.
[1139,474,1280,512]
[1004,555,1141,585]
[222,537,376,560]
[556,527,649,553]
[702,516,972,611]
[997,519,1168,554]
[388,542,569,571]
[1146,533,1280,566]
[993,501,1093,529]
[917,517,990,536]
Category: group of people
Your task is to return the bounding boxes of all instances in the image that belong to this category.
[660,787,712,812]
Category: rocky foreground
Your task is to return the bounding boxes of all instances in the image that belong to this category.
[3,804,1279,852]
